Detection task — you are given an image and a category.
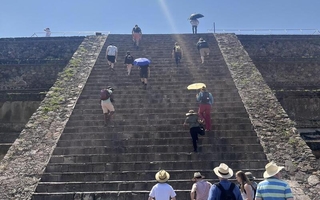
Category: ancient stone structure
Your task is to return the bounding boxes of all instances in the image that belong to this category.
[0,34,319,199]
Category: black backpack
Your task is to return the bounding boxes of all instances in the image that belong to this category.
[215,182,236,200]
[126,55,134,64]
[133,27,141,33]
[200,92,210,104]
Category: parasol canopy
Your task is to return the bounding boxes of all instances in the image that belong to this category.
[187,83,206,90]
[133,58,151,66]
[189,13,204,20]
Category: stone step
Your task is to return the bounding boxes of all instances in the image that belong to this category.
[62,123,254,133]
[50,145,265,158]
[82,89,238,96]
[66,117,251,125]
[65,119,251,128]
[49,152,266,164]
[0,132,20,143]
[34,180,191,193]
[82,83,235,90]
[68,112,248,121]
[76,96,241,105]
[76,98,242,105]
[59,130,258,140]
[78,92,240,100]
[74,101,245,110]
[57,137,259,147]
[70,106,247,114]
[45,159,267,173]
[83,79,234,86]
[31,190,196,200]
[0,143,11,154]
[40,169,264,182]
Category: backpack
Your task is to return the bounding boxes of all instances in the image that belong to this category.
[126,55,134,64]
[198,41,209,48]
[100,89,110,100]
[215,182,236,200]
[200,92,210,104]
[174,45,181,53]
[133,27,141,33]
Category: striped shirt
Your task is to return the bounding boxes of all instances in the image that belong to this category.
[256,178,293,200]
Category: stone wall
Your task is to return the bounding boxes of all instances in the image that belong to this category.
[238,35,320,130]
[0,37,84,64]
[0,35,107,200]
[0,37,84,90]
[0,101,40,132]
[216,33,320,199]
[276,91,320,127]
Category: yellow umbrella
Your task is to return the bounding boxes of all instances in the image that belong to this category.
[187,83,206,90]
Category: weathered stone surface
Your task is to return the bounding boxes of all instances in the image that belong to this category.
[308,175,320,186]
[0,35,107,200]
[215,33,319,200]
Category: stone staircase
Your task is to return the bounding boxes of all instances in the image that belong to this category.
[32,34,268,199]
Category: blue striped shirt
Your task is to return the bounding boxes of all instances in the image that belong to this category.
[256,178,293,200]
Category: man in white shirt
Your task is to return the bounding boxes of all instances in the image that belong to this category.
[148,170,176,200]
[190,19,199,34]
[106,44,118,70]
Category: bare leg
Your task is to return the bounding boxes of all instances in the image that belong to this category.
[127,64,132,75]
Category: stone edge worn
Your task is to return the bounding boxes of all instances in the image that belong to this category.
[0,35,107,200]
[215,33,320,199]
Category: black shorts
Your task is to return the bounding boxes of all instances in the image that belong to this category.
[107,55,116,63]
[140,66,148,78]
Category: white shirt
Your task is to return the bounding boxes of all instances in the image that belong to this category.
[44,28,51,37]
[190,19,199,26]
[106,45,118,56]
[149,183,176,200]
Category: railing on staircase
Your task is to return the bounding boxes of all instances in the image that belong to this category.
[31,31,110,37]
[208,28,320,35]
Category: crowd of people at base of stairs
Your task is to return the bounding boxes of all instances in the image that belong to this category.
[148,162,294,200]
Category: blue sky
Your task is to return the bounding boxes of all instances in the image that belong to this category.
[1,0,319,37]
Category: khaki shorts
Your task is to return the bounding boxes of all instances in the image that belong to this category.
[101,101,115,113]
[200,48,210,57]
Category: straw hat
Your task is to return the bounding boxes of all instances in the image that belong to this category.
[263,161,284,179]
[213,163,233,179]
[192,172,205,180]
[245,172,256,181]
[186,110,197,116]
[155,170,170,183]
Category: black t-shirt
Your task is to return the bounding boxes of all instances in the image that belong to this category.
[132,27,141,33]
